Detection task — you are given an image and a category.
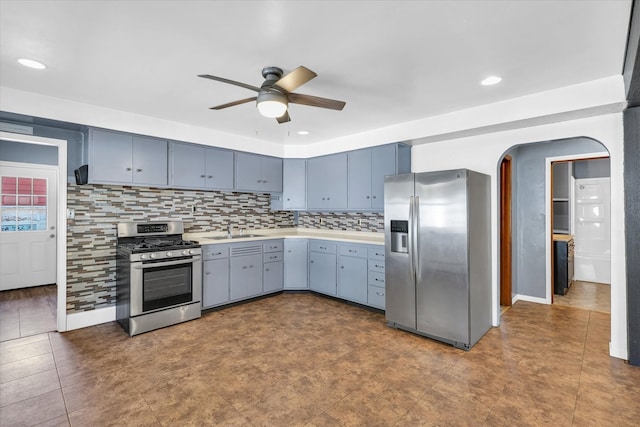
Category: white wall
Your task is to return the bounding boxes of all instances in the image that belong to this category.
[411,113,627,360]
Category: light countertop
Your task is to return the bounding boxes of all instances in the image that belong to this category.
[184,227,384,246]
[553,234,574,242]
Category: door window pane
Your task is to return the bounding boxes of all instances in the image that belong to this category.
[0,175,47,232]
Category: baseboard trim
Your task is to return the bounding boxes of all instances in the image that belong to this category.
[66,306,116,331]
[609,342,629,361]
[512,294,549,305]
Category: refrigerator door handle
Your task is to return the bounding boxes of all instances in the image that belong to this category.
[408,195,415,281]
[414,195,421,283]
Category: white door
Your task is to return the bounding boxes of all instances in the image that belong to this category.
[0,164,58,290]
[573,177,611,284]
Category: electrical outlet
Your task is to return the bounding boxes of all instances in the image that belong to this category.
[319,217,323,224]
[357,218,362,225]
[191,205,197,213]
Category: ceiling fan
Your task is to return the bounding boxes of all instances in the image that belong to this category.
[198,66,346,124]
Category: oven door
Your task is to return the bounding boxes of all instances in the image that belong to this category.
[130,256,202,316]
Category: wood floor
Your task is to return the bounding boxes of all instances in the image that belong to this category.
[0,284,57,343]
[554,280,611,313]
[1,292,638,426]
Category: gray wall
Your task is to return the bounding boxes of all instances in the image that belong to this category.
[573,158,610,179]
[624,106,640,366]
[514,137,607,299]
[0,140,58,165]
[0,117,86,180]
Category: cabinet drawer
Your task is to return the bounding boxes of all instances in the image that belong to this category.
[309,241,337,254]
[338,244,367,258]
[368,271,385,286]
[264,251,283,263]
[368,247,385,260]
[368,259,385,273]
[368,285,385,309]
[203,245,229,260]
[263,240,284,253]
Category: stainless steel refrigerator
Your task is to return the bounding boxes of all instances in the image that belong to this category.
[384,169,491,350]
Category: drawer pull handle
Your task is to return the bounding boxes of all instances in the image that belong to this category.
[200,174,206,178]
[243,266,247,269]
[375,264,383,268]
[340,266,344,269]
[135,168,142,172]
[266,268,270,272]
[205,271,211,275]
[375,278,384,282]
[270,256,277,259]
[376,291,385,296]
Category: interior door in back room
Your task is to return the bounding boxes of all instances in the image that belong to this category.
[0,163,57,290]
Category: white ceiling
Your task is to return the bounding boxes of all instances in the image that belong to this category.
[0,1,632,146]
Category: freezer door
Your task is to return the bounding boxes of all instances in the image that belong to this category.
[384,174,416,329]
[415,170,469,345]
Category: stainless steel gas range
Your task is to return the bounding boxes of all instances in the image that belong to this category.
[116,221,201,336]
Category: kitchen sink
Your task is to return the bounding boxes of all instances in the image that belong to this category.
[207,234,263,240]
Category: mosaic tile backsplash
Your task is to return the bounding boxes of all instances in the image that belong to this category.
[66,184,294,312]
[297,212,384,232]
[66,184,385,313]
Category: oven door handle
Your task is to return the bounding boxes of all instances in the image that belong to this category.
[133,256,201,269]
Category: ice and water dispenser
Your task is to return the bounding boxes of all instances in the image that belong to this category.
[390,220,408,253]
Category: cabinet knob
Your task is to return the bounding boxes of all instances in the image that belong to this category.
[322,197,325,200]
[366,196,370,199]
[243,266,248,269]
[376,291,385,296]
[372,196,377,199]
[263,180,268,183]
[310,260,314,263]
[287,198,290,201]
[207,175,213,179]
[200,175,206,178]
[257,180,262,183]
[205,271,211,275]
[375,278,384,282]
[266,268,270,272]
[136,169,142,172]
[249,265,254,268]
[340,266,344,269]
[125,167,132,171]
[287,250,292,253]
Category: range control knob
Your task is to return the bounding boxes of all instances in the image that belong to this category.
[182,250,189,255]
[140,254,147,260]
[166,252,173,257]
[189,249,196,255]
[149,253,156,259]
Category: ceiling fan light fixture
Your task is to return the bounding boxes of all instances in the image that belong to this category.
[257,92,288,118]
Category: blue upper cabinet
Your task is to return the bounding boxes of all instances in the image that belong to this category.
[235,152,283,193]
[88,128,167,186]
[169,142,234,190]
[348,144,411,211]
[282,159,306,210]
[307,152,348,210]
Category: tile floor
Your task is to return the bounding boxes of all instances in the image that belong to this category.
[1,292,639,426]
[0,285,57,343]
[553,280,611,313]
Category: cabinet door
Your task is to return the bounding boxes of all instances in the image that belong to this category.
[337,255,368,304]
[309,251,337,295]
[284,239,308,289]
[230,254,263,300]
[203,258,229,308]
[283,159,306,210]
[235,152,263,192]
[170,143,206,188]
[371,144,397,209]
[205,148,234,190]
[89,129,132,183]
[307,153,347,209]
[263,260,284,293]
[132,136,167,186]
[348,149,372,209]
[260,156,283,193]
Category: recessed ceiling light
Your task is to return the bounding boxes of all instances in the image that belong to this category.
[297,131,310,135]
[18,58,47,69]
[481,76,502,86]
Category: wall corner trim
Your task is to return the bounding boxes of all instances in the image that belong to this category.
[65,306,116,331]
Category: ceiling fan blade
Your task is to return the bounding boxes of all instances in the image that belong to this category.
[210,97,257,110]
[273,66,317,93]
[276,111,291,124]
[289,93,346,110]
[198,74,262,93]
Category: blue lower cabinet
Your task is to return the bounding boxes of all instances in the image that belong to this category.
[284,239,308,289]
[202,258,229,308]
[264,260,284,293]
[230,253,263,300]
[309,251,337,296]
[337,255,368,304]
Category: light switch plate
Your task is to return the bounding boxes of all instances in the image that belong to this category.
[66,208,75,219]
